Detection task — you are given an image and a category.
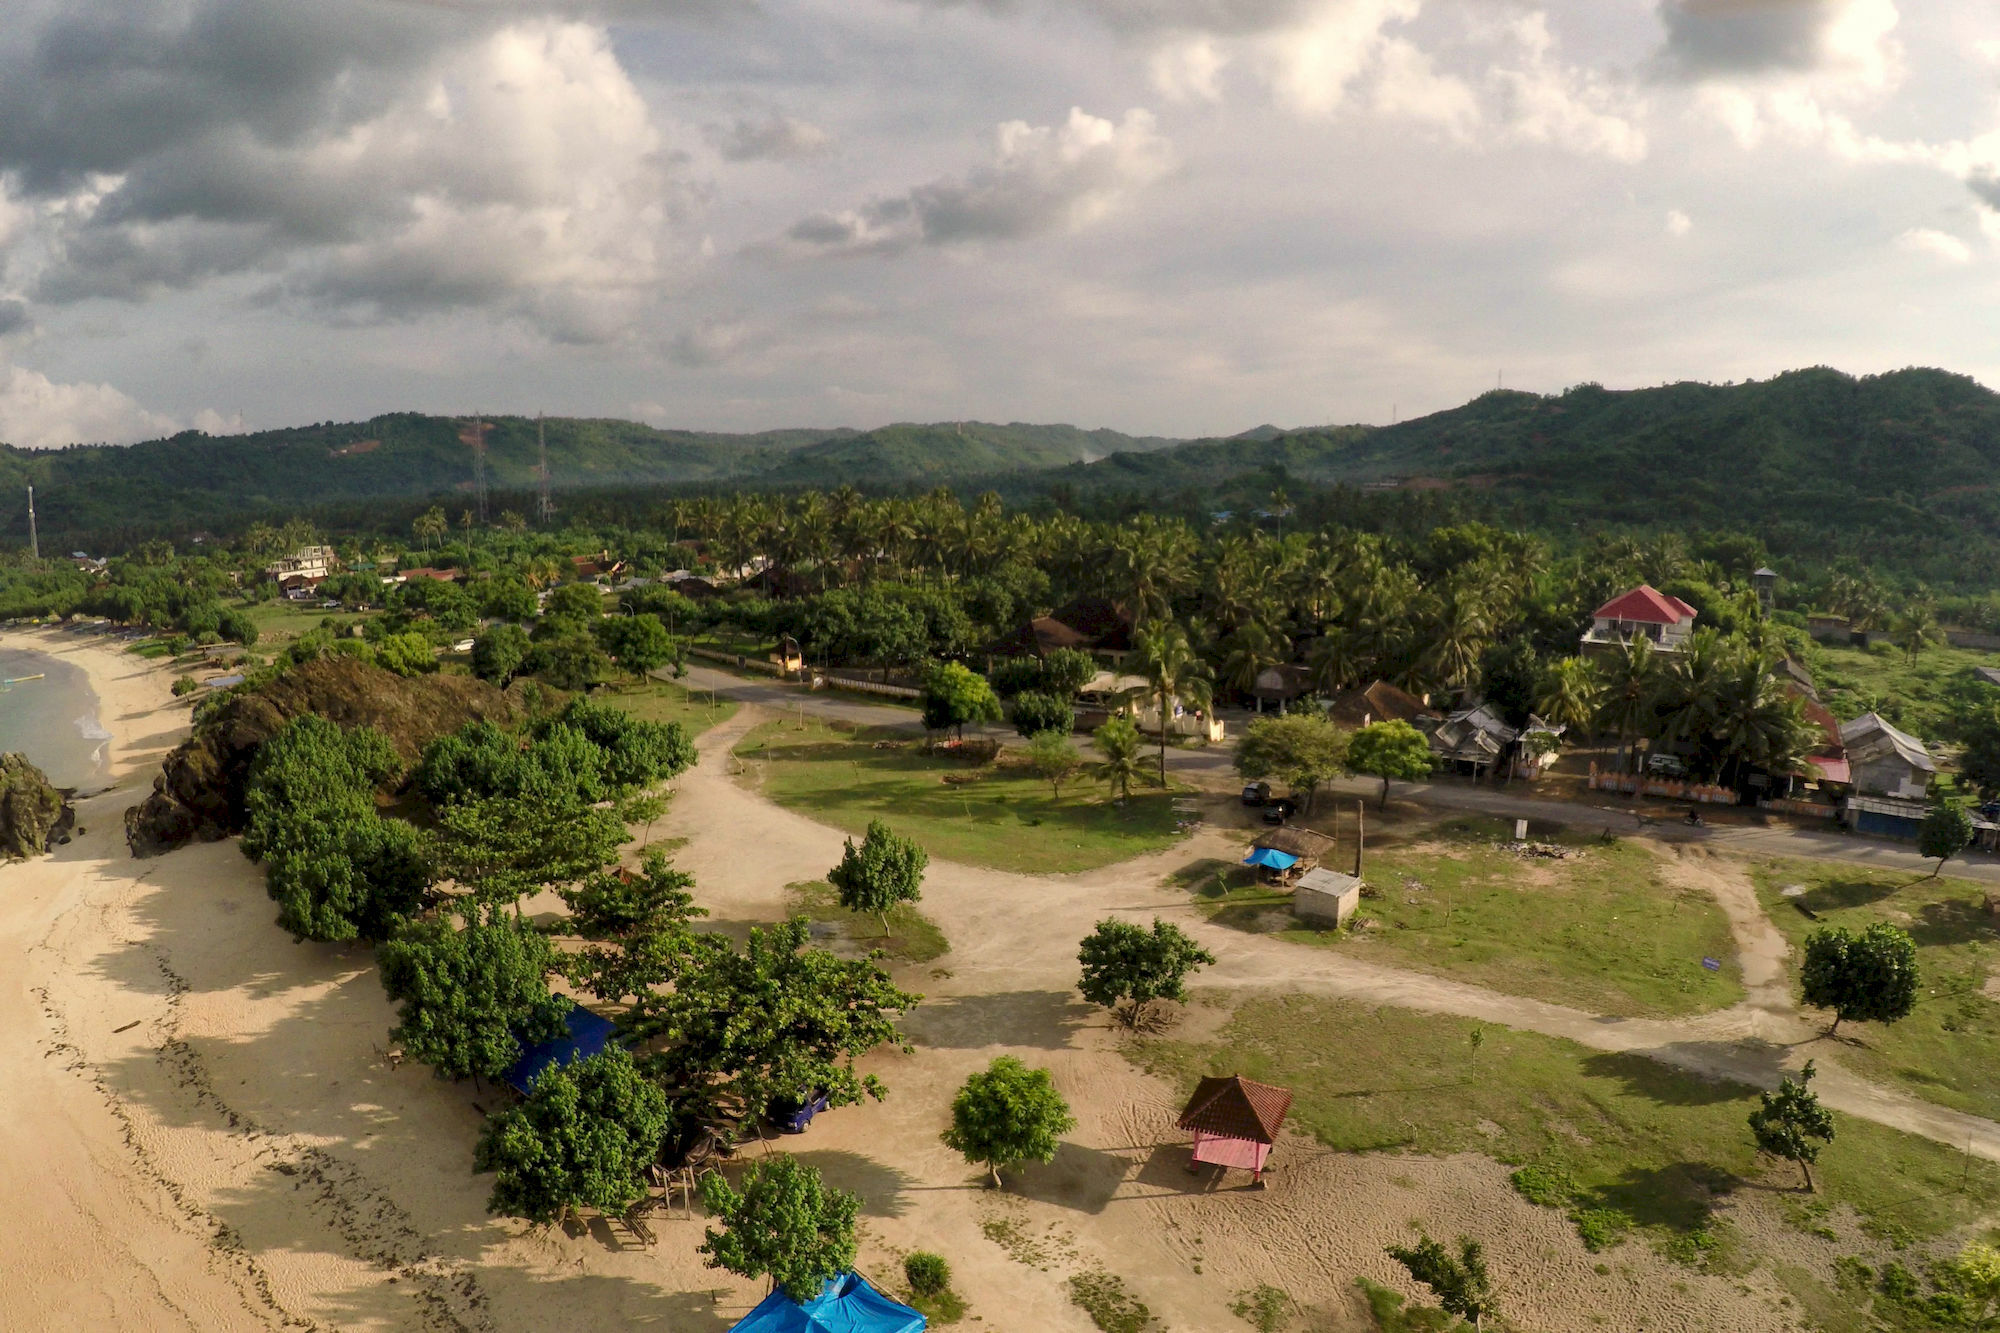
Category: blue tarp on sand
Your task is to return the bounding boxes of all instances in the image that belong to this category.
[729,1273,926,1333]
[503,1005,617,1095]
[1242,847,1298,870]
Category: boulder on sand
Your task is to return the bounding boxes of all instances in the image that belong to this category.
[0,753,72,858]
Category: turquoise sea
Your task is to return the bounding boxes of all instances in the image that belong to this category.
[0,647,109,790]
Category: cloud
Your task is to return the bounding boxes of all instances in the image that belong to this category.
[779,108,1175,257]
[1493,13,1648,162]
[0,360,176,448]
[1666,208,1693,235]
[0,300,28,337]
[1150,37,1230,102]
[1895,226,1971,264]
[1372,38,1480,138]
[667,317,768,367]
[1259,0,1418,118]
[707,114,833,162]
[0,3,696,341]
[1656,0,1902,92]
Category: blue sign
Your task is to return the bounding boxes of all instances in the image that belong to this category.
[1700,957,1721,972]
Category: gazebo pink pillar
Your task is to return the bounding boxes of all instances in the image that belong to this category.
[1189,1130,1273,1182]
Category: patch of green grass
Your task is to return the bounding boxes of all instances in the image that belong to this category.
[597,678,738,738]
[1133,994,2000,1251]
[1354,1278,1462,1332]
[1067,1270,1156,1333]
[1750,857,2000,1121]
[786,879,949,964]
[734,718,1185,874]
[1230,1283,1293,1332]
[1809,639,2000,738]
[1188,818,1743,1018]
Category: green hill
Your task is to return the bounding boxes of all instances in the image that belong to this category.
[759,421,1179,487]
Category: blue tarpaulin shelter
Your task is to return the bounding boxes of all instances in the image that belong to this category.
[503,1004,618,1095]
[1242,847,1298,870]
[728,1273,925,1333]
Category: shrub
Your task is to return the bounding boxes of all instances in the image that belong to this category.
[1010,690,1074,737]
[904,1251,951,1297]
[171,675,198,698]
[1508,1164,1576,1208]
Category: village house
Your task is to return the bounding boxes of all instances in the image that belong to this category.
[1579,585,1698,653]
[1839,712,1936,839]
[1326,679,1438,731]
[265,544,338,582]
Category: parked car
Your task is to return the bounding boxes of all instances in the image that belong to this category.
[1241,781,1272,806]
[1646,752,1689,778]
[1261,798,1297,825]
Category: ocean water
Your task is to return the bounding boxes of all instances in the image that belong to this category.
[0,647,110,791]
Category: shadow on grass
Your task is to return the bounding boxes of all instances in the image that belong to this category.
[1800,876,1905,915]
[1910,896,1997,949]
[1583,1160,1741,1234]
[903,989,1093,1050]
[1578,1050,1750,1107]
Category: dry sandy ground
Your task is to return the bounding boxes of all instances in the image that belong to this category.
[0,647,1934,1332]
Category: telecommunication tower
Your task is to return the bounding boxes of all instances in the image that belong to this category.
[26,486,38,560]
[471,415,489,525]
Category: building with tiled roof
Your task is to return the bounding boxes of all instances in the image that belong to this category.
[1581,584,1699,652]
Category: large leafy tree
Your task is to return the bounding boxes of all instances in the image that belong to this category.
[595,612,681,681]
[629,918,920,1131]
[433,792,629,906]
[941,1056,1077,1188]
[1748,1060,1835,1191]
[1025,730,1085,800]
[1919,802,1974,879]
[920,661,1003,740]
[474,1047,671,1225]
[827,819,928,936]
[376,908,571,1082]
[1009,690,1075,737]
[1799,923,1919,1036]
[1235,712,1348,814]
[1076,918,1215,1028]
[472,623,532,685]
[1345,719,1434,810]
[555,848,718,1004]
[699,1154,860,1302]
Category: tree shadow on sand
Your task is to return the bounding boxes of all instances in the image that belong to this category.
[902,989,1093,1051]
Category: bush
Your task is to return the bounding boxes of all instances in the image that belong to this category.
[1508,1164,1577,1208]
[904,1251,951,1297]
[171,675,198,698]
[1009,690,1074,737]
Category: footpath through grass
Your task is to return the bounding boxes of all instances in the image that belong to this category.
[733,717,1184,875]
[786,879,950,964]
[599,678,738,738]
[1135,994,2000,1257]
[1178,817,1744,1019]
[1751,858,2000,1122]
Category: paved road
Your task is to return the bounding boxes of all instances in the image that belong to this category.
[667,662,2000,885]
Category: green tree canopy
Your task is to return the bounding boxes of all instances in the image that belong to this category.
[921,661,1003,739]
[1385,1233,1497,1330]
[940,1055,1077,1188]
[555,848,718,1004]
[1346,719,1434,809]
[474,1047,672,1225]
[1009,690,1074,738]
[1748,1059,1835,1191]
[539,582,607,638]
[699,1153,860,1302]
[376,908,570,1082]
[375,631,439,677]
[472,623,531,685]
[1076,917,1215,1028]
[1025,730,1085,800]
[1092,715,1145,802]
[827,819,928,936]
[1235,712,1349,814]
[1919,802,1974,879]
[629,918,921,1132]
[596,612,680,681]
[1799,922,1919,1036]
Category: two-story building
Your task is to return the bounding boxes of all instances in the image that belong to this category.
[1580,585,1699,653]
[1839,712,1937,838]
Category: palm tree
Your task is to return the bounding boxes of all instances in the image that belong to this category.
[1133,620,1211,786]
[1416,581,1492,695]
[1712,654,1822,786]
[1219,620,1291,702]
[1652,628,1726,771]
[1536,656,1601,736]
[1891,603,1942,667]
[1306,628,1365,695]
[1594,636,1658,792]
[412,506,448,553]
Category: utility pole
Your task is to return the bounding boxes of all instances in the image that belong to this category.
[25,486,37,561]
[536,413,554,526]
[471,414,489,525]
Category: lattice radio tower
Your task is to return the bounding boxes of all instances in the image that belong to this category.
[25,486,37,561]
[471,414,489,525]
[536,413,554,526]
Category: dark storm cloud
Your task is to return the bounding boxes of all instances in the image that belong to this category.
[1654,0,1855,79]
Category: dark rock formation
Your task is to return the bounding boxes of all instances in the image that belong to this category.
[126,657,540,856]
[0,753,72,858]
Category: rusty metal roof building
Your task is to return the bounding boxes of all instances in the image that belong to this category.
[1176,1075,1294,1145]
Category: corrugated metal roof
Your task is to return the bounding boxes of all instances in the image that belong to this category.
[1176,1075,1293,1145]
[1839,712,1936,773]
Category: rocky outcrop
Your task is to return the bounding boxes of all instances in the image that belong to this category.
[125,658,541,857]
[0,753,72,858]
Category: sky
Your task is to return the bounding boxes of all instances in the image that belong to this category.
[1,0,1998,447]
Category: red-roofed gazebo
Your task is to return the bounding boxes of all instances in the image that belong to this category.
[1177,1075,1293,1186]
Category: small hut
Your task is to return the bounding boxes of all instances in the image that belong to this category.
[729,1272,925,1333]
[503,1005,618,1096]
[1177,1075,1294,1186]
[1292,867,1362,928]
[1246,826,1336,883]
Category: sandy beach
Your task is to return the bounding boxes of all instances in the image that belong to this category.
[0,632,1825,1332]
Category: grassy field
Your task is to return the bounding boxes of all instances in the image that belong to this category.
[1136,994,2000,1259]
[597,678,739,738]
[786,879,951,964]
[1176,818,1744,1019]
[235,598,373,646]
[1808,639,2000,740]
[733,717,1186,875]
[1750,858,2000,1122]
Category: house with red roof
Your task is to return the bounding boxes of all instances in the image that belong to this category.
[1581,585,1699,653]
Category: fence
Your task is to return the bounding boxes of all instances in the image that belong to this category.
[1762,797,1838,820]
[1585,763,1735,804]
[814,673,921,700]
